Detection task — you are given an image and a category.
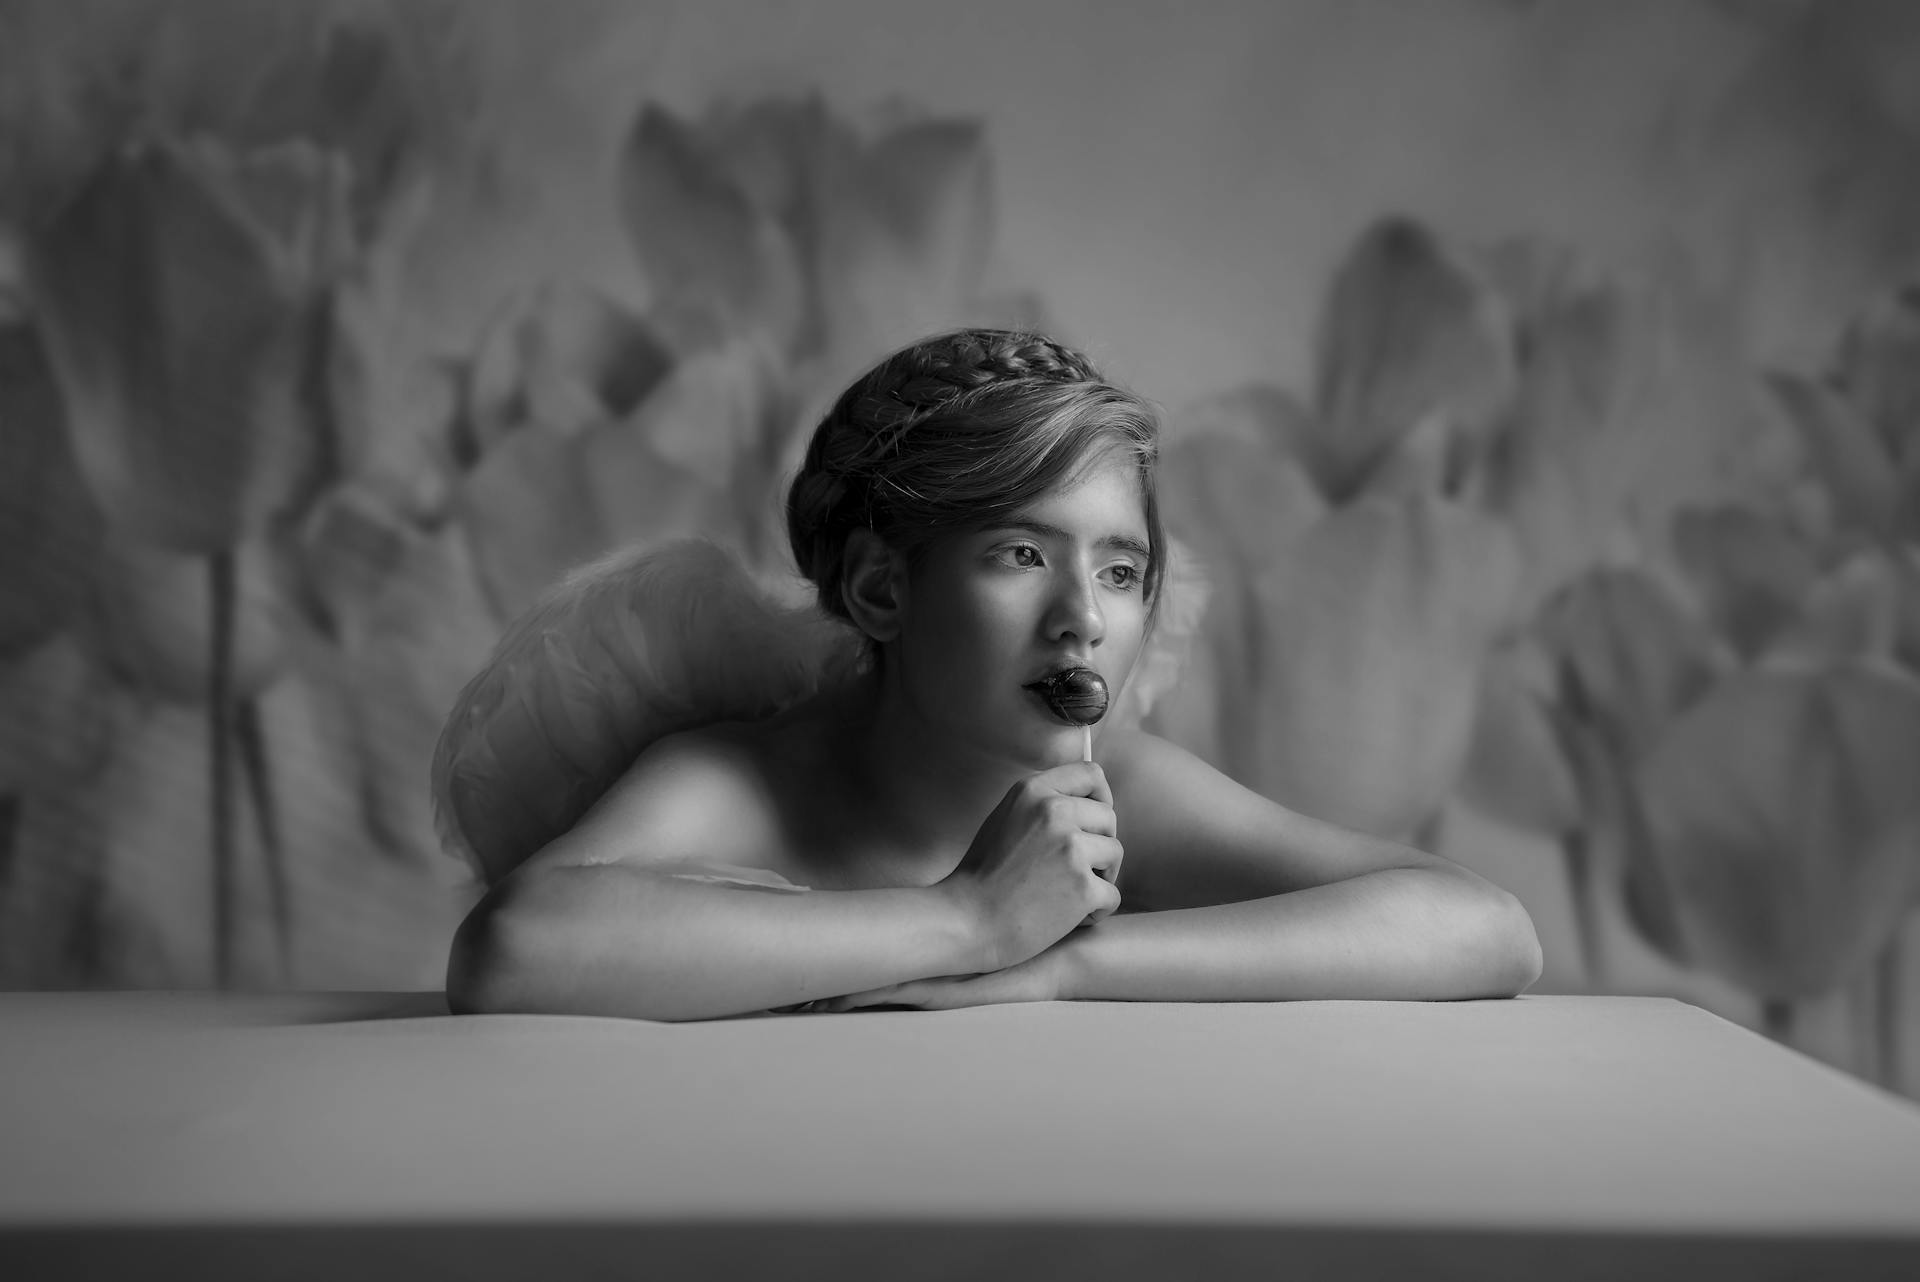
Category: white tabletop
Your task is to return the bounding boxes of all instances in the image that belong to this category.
[3,991,1918,1280]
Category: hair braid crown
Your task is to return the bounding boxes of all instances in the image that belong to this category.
[880,330,1100,411]
[788,327,1158,626]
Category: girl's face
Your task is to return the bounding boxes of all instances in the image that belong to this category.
[889,449,1153,768]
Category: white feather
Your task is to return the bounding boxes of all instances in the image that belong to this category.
[429,539,860,885]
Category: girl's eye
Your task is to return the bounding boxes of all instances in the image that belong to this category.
[996,544,1042,569]
[1104,563,1141,591]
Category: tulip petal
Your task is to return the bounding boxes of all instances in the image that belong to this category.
[0,324,104,657]
[1534,566,1718,970]
[26,136,336,552]
[295,486,406,646]
[1764,546,1906,669]
[1250,495,1518,838]
[0,632,114,794]
[1637,665,1920,999]
[1551,712,1691,968]
[630,332,781,492]
[1896,547,1920,677]
[1834,283,1920,474]
[617,103,803,346]
[1671,505,1821,662]
[0,762,116,984]
[1358,408,1457,502]
[703,96,847,228]
[1536,567,1719,762]
[233,4,473,239]
[1457,635,1581,836]
[187,137,354,288]
[1312,217,1514,503]
[815,115,995,363]
[1765,369,1901,542]
[454,414,730,624]
[1153,421,1327,774]
[466,283,672,448]
[1173,383,1323,479]
[1485,276,1651,614]
[88,536,296,704]
[327,274,461,522]
[307,520,502,864]
[1518,287,1636,440]
[1160,408,1329,573]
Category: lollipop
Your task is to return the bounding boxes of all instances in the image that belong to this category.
[1026,667,1109,761]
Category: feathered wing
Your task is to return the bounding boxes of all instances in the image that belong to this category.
[430,539,861,886]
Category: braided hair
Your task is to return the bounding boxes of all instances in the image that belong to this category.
[786,328,1164,629]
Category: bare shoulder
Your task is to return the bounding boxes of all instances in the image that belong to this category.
[1098,727,1237,816]
[1096,727,1457,910]
[1097,726,1188,775]
[1097,725,1268,862]
[516,721,790,877]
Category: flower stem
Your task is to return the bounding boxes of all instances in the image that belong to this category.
[237,695,291,983]
[209,550,236,989]
[0,793,17,888]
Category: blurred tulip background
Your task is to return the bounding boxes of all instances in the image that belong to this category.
[3,0,1919,1101]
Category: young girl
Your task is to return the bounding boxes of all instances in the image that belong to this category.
[436,328,1542,1021]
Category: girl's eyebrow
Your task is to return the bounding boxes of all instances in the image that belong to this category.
[993,519,1151,562]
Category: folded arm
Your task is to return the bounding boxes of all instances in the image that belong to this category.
[446,730,988,1022]
[1069,730,1541,1001]
[826,731,1541,1012]
[1052,864,1538,1002]
[449,863,981,1021]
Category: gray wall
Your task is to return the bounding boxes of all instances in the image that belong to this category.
[3,0,1919,1099]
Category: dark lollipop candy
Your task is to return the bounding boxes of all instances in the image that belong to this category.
[1028,667,1109,727]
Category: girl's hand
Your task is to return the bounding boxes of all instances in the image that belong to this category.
[936,761,1122,973]
[806,944,1076,1013]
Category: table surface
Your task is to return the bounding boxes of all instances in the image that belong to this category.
[4,991,1919,1280]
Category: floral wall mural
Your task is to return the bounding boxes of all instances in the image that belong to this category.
[2,0,1918,1101]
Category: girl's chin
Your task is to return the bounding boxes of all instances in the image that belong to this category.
[1010,724,1088,770]
[922,696,1089,770]
[940,724,1074,773]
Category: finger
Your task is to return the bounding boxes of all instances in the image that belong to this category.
[1039,760,1111,808]
[1080,834,1124,875]
[1079,868,1125,923]
[1054,795,1117,838]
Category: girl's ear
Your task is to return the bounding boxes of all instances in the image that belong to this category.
[841,529,907,643]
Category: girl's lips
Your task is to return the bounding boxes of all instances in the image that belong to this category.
[1023,667,1109,727]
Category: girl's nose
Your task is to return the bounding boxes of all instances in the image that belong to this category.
[1045,571,1105,647]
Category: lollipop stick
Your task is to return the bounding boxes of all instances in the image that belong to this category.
[1083,725,1093,763]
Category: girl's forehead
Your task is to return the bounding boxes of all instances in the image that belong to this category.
[1016,452,1150,522]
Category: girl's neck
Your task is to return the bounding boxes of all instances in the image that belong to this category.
[828,669,1026,867]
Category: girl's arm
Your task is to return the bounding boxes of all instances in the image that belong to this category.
[826,731,1541,1011]
[449,863,983,1021]
[1067,729,1542,1001]
[447,733,1118,1021]
[1053,865,1537,1002]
